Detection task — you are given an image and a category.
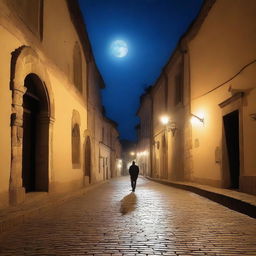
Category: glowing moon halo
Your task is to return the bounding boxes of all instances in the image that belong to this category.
[111,40,128,58]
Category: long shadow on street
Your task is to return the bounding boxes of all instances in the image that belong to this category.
[120,192,137,215]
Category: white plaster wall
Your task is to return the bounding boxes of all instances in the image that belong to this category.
[243,88,256,175]
[49,73,87,192]
[190,89,225,182]
[190,0,256,99]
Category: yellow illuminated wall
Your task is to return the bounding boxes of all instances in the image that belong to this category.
[188,0,256,191]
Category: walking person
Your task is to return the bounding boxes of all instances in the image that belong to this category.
[129,161,139,192]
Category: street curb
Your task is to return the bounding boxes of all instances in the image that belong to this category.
[146,177,256,219]
[0,181,107,234]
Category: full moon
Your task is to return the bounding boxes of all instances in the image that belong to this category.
[111,40,128,58]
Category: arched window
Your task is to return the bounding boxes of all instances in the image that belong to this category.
[72,110,81,168]
[73,42,83,93]
[174,72,183,105]
[84,136,91,182]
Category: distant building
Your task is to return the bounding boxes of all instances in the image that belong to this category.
[0,0,121,208]
[86,58,122,183]
[137,0,256,195]
[121,140,137,176]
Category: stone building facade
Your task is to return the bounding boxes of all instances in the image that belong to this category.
[0,0,121,209]
[86,57,122,184]
[136,0,256,195]
[136,87,152,177]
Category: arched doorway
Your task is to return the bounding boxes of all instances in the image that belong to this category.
[9,46,55,204]
[84,136,91,183]
[22,74,50,192]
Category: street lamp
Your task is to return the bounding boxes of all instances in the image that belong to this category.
[160,115,170,125]
[160,114,177,136]
[190,113,204,125]
[168,122,177,137]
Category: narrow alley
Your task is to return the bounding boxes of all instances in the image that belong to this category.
[1,1,256,255]
[0,177,255,256]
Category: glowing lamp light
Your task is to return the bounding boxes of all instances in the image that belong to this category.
[130,151,135,156]
[191,116,200,125]
[190,113,204,126]
[160,115,170,125]
[143,150,149,156]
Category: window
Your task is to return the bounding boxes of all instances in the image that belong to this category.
[72,124,80,167]
[71,110,81,168]
[73,42,83,93]
[174,74,183,105]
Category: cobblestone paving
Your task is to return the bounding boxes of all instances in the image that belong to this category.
[0,177,256,256]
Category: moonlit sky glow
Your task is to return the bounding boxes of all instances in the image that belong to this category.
[111,40,128,58]
[79,0,203,141]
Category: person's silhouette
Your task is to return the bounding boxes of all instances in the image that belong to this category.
[129,161,139,192]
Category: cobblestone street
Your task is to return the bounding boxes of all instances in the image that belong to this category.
[0,176,255,256]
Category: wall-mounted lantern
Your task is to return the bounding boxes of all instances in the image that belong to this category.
[159,115,177,136]
[168,122,177,137]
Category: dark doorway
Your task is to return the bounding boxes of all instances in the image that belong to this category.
[223,110,240,189]
[22,89,39,192]
[84,136,91,183]
[22,74,50,192]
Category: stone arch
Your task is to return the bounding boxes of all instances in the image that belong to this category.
[11,46,55,118]
[10,46,55,204]
[71,110,81,168]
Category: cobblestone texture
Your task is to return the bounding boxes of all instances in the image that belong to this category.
[0,176,255,255]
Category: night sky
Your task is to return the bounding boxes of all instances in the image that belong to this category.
[78,0,203,141]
